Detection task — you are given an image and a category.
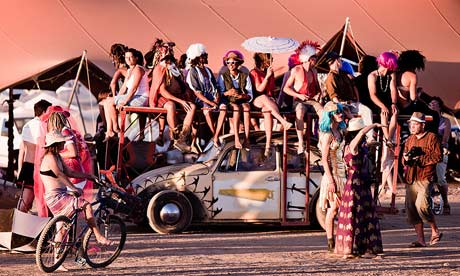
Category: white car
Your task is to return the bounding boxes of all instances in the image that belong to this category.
[129,131,326,234]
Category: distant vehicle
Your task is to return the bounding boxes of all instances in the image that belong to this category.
[124,131,326,234]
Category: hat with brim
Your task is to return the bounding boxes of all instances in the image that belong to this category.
[408,112,425,123]
[223,50,244,65]
[324,101,339,113]
[42,106,70,122]
[347,117,366,132]
[44,131,68,148]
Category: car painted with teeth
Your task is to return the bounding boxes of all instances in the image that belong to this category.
[130,131,326,234]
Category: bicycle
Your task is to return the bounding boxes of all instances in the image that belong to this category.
[35,178,127,273]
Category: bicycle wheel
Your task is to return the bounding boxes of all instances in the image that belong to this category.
[36,215,73,273]
[83,214,126,268]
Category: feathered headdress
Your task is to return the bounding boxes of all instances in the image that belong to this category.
[186,43,207,61]
[296,40,321,63]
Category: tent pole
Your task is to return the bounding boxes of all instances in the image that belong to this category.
[67,50,88,134]
[339,17,350,57]
[6,88,15,181]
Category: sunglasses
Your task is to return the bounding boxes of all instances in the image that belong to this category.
[226,61,238,65]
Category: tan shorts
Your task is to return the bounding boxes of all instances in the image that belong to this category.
[405,179,435,225]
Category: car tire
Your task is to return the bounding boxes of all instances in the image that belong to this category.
[147,190,193,234]
[314,196,327,231]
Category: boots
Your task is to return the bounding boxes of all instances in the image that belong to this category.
[173,125,191,153]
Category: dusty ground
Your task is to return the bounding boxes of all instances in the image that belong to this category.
[1,183,460,276]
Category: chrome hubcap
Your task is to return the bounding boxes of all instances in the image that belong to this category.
[159,203,181,224]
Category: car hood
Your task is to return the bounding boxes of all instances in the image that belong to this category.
[131,162,211,186]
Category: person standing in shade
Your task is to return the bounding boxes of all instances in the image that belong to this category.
[429,97,452,214]
[17,99,52,212]
[403,112,443,247]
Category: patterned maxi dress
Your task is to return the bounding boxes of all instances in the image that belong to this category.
[335,145,383,256]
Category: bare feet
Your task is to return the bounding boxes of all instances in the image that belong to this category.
[235,140,242,149]
[297,145,305,155]
[96,235,113,246]
[264,146,271,157]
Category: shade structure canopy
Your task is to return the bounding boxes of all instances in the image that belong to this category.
[242,37,299,54]
[1,0,460,107]
[0,208,50,252]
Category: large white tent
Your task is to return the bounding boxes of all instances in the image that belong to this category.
[1,0,459,107]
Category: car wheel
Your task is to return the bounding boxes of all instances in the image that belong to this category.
[147,190,193,234]
[314,196,327,231]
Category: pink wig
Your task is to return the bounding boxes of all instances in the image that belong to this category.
[222,50,244,66]
[376,52,398,71]
[288,53,300,69]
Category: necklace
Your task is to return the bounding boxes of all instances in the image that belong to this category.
[378,71,390,93]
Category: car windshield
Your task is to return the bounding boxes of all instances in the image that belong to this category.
[196,145,220,164]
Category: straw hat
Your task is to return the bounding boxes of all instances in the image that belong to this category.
[323,101,339,113]
[44,130,67,148]
[408,112,425,123]
[347,118,366,132]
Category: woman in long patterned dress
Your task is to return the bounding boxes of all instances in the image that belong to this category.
[318,101,347,252]
[335,118,384,258]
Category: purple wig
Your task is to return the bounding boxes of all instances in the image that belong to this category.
[222,50,244,66]
[376,52,398,71]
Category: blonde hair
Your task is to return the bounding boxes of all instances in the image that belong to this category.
[47,112,70,132]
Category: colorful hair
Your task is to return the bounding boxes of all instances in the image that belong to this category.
[288,53,300,70]
[397,50,425,72]
[319,103,347,133]
[296,40,320,63]
[340,61,355,76]
[376,52,398,71]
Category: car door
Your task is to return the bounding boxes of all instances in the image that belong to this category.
[211,145,280,220]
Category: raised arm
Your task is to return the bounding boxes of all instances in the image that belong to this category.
[349,123,386,154]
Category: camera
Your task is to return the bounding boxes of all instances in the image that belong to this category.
[405,146,423,166]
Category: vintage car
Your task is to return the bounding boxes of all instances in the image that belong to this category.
[129,131,326,234]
